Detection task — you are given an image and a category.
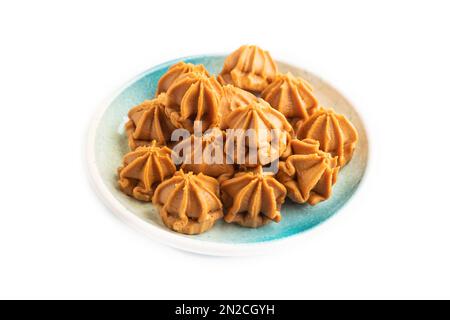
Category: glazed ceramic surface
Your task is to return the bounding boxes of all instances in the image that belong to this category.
[88,55,369,255]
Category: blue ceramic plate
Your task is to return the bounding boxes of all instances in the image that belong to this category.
[87,55,369,256]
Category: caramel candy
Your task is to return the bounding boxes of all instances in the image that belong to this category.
[125,93,176,150]
[174,127,234,182]
[218,45,278,92]
[277,139,339,205]
[118,141,176,201]
[221,166,287,228]
[156,62,209,95]
[297,108,358,166]
[165,72,223,133]
[223,99,293,166]
[261,72,318,121]
[152,170,223,235]
[219,85,258,129]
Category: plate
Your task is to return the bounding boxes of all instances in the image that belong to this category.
[87,55,369,256]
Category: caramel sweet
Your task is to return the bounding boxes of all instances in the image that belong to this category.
[221,166,287,228]
[174,127,234,181]
[152,170,223,235]
[165,72,223,132]
[218,45,278,93]
[156,62,209,95]
[261,72,318,122]
[125,93,176,150]
[297,108,358,166]
[277,139,339,205]
[219,85,258,129]
[118,141,176,201]
[223,99,293,166]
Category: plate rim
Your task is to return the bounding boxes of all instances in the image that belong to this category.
[86,54,371,256]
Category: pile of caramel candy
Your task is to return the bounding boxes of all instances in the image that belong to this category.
[117,45,358,235]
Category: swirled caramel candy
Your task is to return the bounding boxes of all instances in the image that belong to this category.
[221,166,287,228]
[218,85,258,129]
[261,72,318,122]
[277,139,339,205]
[218,45,278,93]
[125,93,176,150]
[152,170,223,235]
[165,72,223,133]
[174,127,234,182]
[297,108,358,166]
[118,141,176,201]
[156,62,209,95]
[223,99,293,166]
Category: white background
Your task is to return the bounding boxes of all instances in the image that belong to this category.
[0,0,449,300]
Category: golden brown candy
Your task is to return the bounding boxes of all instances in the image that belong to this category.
[223,99,293,166]
[296,108,358,166]
[174,127,234,182]
[118,141,176,201]
[156,62,209,95]
[261,72,318,121]
[277,139,339,205]
[165,72,223,133]
[125,93,176,150]
[219,85,258,129]
[221,166,287,228]
[152,170,223,235]
[218,45,278,92]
